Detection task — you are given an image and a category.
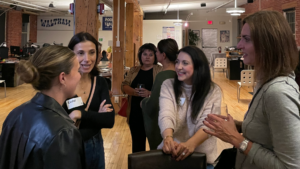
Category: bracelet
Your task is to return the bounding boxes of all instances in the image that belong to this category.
[164,135,173,140]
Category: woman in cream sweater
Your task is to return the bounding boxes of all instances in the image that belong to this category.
[158,46,222,169]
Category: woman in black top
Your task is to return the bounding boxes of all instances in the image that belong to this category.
[121,43,162,153]
[65,32,115,169]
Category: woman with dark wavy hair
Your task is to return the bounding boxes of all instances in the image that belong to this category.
[65,32,115,169]
[158,46,222,169]
[121,43,162,153]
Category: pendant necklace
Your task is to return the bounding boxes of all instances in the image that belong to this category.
[79,81,86,94]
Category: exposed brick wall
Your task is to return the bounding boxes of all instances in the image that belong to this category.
[240,0,300,45]
[30,15,37,43]
[6,10,22,50]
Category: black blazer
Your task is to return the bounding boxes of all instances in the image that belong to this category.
[0,93,85,169]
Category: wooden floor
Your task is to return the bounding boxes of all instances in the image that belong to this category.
[0,71,253,168]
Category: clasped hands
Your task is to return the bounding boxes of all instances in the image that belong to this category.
[162,137,196,161]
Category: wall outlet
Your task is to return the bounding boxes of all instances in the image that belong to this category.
[114,96,119,103]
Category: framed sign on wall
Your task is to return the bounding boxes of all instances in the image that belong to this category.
[103,17,112,31]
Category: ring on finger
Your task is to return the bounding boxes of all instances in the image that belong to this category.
[224,119,228,121]
[181,152,185,156]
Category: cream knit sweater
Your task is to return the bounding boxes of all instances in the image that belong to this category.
[157,79,222,164]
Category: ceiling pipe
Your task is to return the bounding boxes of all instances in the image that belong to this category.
[0,1,44,11]
[164,0,172,14]
[0,1,61,15]
[206,0,234,13]
[11,0,65,14]
[101,0,113,9]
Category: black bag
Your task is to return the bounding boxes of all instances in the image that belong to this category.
[214,148,237,169]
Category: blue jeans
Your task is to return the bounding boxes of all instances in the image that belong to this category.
[84,132,105,169]
[207,164,214,169]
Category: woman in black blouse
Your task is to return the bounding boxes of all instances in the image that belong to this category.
[121,43,162,153]
[64,32,115,169]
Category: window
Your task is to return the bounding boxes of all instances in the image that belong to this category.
[21,23,30,47]
[284,9,295,38]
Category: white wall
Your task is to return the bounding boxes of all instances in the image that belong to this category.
[144,8,239,51]
[37,13,113,49]
[143,20,183,49]
[187,9,236,51]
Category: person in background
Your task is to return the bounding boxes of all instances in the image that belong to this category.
[66,32,115,169]
[0,46,84,169]
[141,38,178,150]
[121,43,162,153]
[204,11,300,169]
[106,46,112,62]
[158,46,222,169]
[97,42,112,97]
[96,42,103,64]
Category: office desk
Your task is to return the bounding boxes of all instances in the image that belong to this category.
[0,62,23,87]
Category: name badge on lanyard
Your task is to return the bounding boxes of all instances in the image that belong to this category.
[66,97,84,110]
[180,97,186,106]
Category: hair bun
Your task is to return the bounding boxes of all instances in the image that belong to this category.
[17,60,39,84]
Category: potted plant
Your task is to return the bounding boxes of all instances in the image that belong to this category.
[188,29,200,46]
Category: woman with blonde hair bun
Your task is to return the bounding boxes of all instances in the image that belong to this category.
[0,45,85,169]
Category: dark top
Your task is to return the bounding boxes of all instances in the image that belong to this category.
[63,76,115,141]
[141,70,176,149]
[100,51,108,61]
[130,68,153,115]
[0,93,84,169]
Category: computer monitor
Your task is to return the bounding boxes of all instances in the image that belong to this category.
[0,47,8,59]
[10,46,20,56]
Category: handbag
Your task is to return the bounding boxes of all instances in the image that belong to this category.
[118,97,128,117]
[75,76,97,128]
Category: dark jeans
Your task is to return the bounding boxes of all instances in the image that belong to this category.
[129,111,147,153]
[207,164,214,169]
[84,132,105,169]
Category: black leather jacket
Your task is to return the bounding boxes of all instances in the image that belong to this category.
[0,93,85,169]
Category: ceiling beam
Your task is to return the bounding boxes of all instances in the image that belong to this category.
[0,5,11,9]
[126,0,143,16]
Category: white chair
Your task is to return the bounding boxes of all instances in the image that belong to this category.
[213,58,227,78]
[0,80,6,97]
[237,70,255,102]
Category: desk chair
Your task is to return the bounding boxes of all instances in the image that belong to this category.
[237,70,255,102]
[0,80,6,97]
[213,58,227,78]
[128,150,207,169]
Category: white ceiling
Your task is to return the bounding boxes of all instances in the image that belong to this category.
[0,0,248,14]
[140,0,248,13]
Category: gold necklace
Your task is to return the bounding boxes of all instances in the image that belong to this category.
[79,81,87,94]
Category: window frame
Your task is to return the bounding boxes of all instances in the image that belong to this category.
[283,8,296,39]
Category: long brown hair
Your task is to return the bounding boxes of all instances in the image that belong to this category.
[243,11,298,84]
